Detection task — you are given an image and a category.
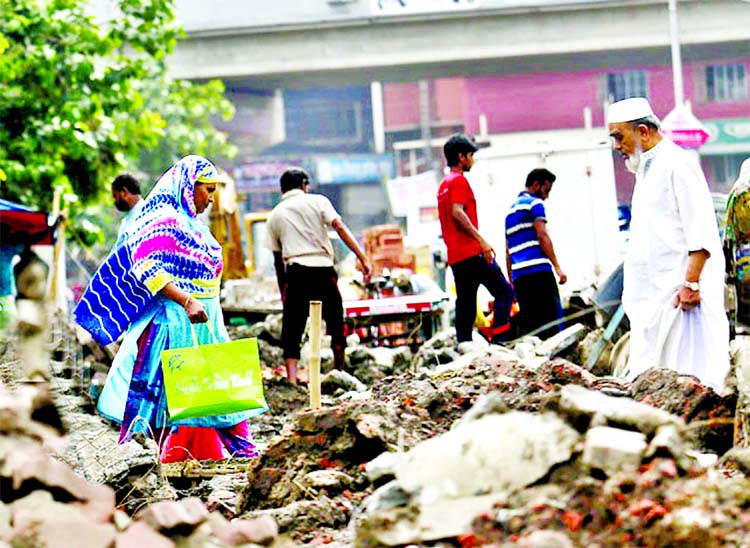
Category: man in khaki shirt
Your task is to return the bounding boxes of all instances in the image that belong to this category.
[268,168,371,384]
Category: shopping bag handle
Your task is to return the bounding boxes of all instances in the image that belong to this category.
[188,321,220,348]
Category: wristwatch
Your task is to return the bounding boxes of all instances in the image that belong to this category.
[683,280,700,291]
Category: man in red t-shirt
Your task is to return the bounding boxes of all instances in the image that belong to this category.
[437,133,514,344]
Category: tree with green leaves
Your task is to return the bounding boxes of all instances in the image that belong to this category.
[0,0,236,218]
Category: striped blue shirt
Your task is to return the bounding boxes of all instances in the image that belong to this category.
[505,191,552,281]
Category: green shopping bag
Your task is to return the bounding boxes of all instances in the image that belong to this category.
[161,322,268,421]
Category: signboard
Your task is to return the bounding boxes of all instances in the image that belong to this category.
[385,170,442,245]
[372,0,480,16]
[660,104,710,149]
[703,118,750,150]
[315,155,394,185]
[385,170,439,217]
[232,160,304,193]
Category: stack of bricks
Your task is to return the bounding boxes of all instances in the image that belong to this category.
[362,224,416,277]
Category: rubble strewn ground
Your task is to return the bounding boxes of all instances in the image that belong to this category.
[1,316,748,547]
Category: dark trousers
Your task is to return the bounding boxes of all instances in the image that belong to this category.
[281,264,345,361]
[451,255,514,343]
[513,270,563,339]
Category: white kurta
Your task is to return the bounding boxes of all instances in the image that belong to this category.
[623,139,729,392]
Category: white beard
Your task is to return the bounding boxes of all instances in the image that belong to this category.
[624,143,643,174]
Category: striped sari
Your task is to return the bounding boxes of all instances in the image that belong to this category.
[76,156,261,462]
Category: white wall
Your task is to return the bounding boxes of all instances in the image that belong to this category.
[469,128,623,293]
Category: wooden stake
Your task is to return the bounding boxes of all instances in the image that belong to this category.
[308,300,322,410]
[49,188,66,309]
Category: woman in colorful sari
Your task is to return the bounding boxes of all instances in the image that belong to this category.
[74,155,260,463]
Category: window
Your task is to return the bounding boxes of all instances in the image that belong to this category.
[387,123,464,176]
[607,71,648,102]
[287,101,363,145]
[283,85,373,150]
[702,153,748,190]
[705,64,748,102]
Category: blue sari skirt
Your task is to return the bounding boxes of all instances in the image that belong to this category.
[97,295,260,462]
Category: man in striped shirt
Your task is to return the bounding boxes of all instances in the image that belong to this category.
[505,168,567,338]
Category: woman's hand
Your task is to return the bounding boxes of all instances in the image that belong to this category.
[184,296,208,323]
[159,282,208,323]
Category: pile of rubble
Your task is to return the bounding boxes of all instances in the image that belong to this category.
[0,347,292,547]
[231,331,745,546]
[2,315,749,547]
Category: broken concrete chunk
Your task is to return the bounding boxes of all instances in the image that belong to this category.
[366,347,409,370]
[10,491,116,548]
[303,470,353,490]
[654,507,715,547]
[365,451,403,483]
[362,493,505,546]
[536,359,598,388]
[396,411,579,500]
[70,499,116,524]
[452,392,509,428]
[363,481,412,516]
[646,424,687,460]
[62,411,157,487]
[0,384,60,439]
[716,446,750,475]
[113,509,132,532]
[433,351,483,378]
[510,340,537,359]
[575,328,613,375]
[731,335,750,397]
[628,367,734,454]
[12,519,117,548]
[215,515,279,546]
[535,324,588,358]
[321,370,366,394]
[0,438,115,506]
[0,501,9,539]
[457,338,489,355]
[115,522,175,548]
[515,530,575,548]
[246,497,350,533]
[354,412,391,441]
[134,498,208,535]
[412,330,462,369]
[583,426,647,476]
[687,450,719,469]
[559,384,682,435]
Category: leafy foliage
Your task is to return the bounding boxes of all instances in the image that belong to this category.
[0,0,236,219]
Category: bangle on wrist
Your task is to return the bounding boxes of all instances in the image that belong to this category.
[183,295,192,308]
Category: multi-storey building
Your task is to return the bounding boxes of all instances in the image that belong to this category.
[144,0,750,229]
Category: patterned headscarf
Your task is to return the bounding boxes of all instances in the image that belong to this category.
[74,156,224,345]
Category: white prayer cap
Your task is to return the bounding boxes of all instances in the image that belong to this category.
[607,97,655,124]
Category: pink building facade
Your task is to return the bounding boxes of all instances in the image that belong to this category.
[383,57,750,204]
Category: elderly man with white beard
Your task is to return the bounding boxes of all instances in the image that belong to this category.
[608,97,729,392]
